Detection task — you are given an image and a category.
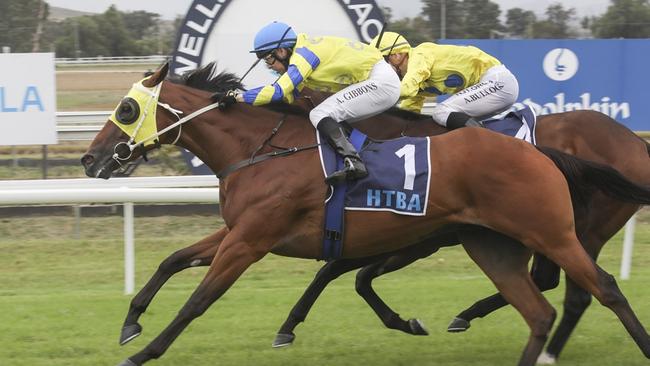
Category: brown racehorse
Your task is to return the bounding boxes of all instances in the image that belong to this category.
[81,63,650,366]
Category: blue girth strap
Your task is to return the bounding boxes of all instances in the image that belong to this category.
[322,129,367,261]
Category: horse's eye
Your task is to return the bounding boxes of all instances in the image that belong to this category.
[116,97,140,125]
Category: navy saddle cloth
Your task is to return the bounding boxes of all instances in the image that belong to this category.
[483,105,537,144]
[318,132,431,216]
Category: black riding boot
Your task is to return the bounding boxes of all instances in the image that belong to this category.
[316,117,368,185]
[446,112,484,130]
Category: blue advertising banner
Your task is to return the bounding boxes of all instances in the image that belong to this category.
[438,39,650,132]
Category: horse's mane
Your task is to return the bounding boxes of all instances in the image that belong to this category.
[167,62,309,117]
[167,62,243,94]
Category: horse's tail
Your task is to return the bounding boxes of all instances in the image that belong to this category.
[538,146,650,205]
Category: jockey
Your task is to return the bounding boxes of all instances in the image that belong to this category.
[230,21,401,184]
[370,32,519,129]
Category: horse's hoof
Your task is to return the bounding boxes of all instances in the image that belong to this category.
[119,323,142,345]
[272,333,295,348]
[536,351,557,365]
[408,318,429,336]
[116,358,138,366]
[447,317,470,332]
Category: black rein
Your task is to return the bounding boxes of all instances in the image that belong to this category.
[216,115,319,179]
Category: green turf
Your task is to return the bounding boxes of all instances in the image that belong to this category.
[1,213,649,366]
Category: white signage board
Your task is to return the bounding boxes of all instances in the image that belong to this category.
[202,0,365,88]
[0,53,57,145]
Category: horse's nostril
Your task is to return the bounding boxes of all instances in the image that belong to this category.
[81,154,94,167]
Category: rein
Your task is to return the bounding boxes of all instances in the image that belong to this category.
[216,115,319,179]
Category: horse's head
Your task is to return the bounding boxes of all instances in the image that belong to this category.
[81,63,175,179]
[81,62,249,179]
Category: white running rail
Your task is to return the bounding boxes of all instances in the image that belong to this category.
[0,175,219,294]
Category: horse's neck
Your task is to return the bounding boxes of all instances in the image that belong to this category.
[181,106,312,175]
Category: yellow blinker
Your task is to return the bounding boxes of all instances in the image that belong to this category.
[109,79,160,146]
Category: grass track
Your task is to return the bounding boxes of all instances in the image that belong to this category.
[1,212,649,365]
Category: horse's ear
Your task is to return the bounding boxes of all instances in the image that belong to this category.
[143,62,170,87]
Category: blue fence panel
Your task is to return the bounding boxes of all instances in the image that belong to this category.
[438,39,650,131]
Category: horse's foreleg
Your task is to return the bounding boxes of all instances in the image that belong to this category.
[461,229,555,366]
[119,230,264,366]
[273,254,388,348]
[448,252,559,332]
[119,228,227,346]
[447,292,509,332]
[354,242,441,336]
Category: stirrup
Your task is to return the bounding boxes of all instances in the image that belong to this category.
[325,157,368,185]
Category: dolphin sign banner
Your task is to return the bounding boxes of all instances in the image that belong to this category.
[439,39,650,132]
[171,0,385,174]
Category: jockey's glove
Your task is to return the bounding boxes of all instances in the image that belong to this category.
[212,90,239,111]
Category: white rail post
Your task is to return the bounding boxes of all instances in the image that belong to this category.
[124,202,135,295]
[620,214,636,280]
[73,205,81,239]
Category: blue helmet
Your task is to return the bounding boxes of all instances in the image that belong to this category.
[250,21,297,55]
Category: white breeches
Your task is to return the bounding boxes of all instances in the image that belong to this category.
[309,60,401,127]
[430,64,519,126]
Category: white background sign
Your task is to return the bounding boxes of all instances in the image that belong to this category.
[0,53,57,145]
[206,1,356,88]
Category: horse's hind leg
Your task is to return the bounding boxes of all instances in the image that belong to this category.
[274,254,390,347]
[460,228,555,366]
[537,277,591,365]
[448,253,559,332]
[541,202,640,364]
[540,260,600,364]
[530,231,650,360]
[119,228,227,345]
